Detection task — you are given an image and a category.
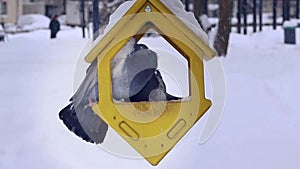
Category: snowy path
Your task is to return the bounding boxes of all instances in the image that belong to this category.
[0,27,300,169]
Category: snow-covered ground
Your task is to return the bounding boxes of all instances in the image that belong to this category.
[1,24,300,169]
[17,14,50,32]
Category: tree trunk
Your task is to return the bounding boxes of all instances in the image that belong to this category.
[282,0,291,21]
[193,0,206,22]
[81,0,86,38]
[214,0,231,56]
[93,0,100,40]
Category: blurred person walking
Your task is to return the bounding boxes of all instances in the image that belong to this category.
[49,15,60,39]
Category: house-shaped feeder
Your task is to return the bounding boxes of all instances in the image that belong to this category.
[84,0,216,166]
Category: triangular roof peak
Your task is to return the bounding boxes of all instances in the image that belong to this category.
[84,0,215,63]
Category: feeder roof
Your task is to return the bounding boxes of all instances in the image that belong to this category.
[84,0,215,63]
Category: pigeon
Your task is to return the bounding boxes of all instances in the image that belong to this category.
[59,38,180,144]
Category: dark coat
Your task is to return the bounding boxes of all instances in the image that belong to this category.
[49,18,60,38]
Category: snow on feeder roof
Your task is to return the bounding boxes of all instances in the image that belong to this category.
[84,0,216,166]
[85,0,215,63]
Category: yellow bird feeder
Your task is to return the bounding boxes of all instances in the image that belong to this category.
[85,0,216,166]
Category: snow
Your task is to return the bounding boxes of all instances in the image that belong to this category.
[283,19,299,28]
[2,0,300,167]
[92,1,134,45]
[57,15,67,26]
[208,4,219,11]
[93,0,209,49]
[17,14,50,31]
[160,0,209,42]
[1,25,300,169]
[106,0,124,8]
[200,14,213,31]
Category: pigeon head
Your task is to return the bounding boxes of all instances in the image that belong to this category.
[132,43,149,53]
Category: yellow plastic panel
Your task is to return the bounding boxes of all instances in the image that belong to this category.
[87,0,215,166]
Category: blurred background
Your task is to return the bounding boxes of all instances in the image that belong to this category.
[1,1,300,169]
